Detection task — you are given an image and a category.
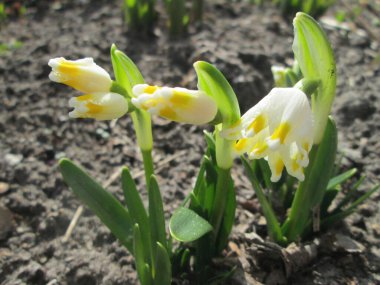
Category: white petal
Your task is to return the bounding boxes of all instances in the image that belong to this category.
[48,57,112,93]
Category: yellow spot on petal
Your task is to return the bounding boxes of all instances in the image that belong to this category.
[144,85,159,94]
[235,138,248,152]
[271,122,291,144]
[141,98,160,110]
[159,106,177,121]
[251,140,268,155]
[292,159,300,171]
[86,102,103,114]
[57,61,83,90]
[248,114,266,134]
[275,159,284,175]
[303,142,310,152]
[230,118,242,128]
[77,94,93,101]
[57,61,80,77]
[170,90,193,108]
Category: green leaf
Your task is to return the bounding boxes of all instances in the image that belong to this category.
[149,175,167,253]
[293,12,336,143]
[345,184,380,212]
[169,207,213,242]
[134,224,150,285]
[283,117,337,242]
[194,61,240,126]
[327,168,357,190]
[242,156,286,245]
[154,242,171,285]
[59,159,133,252]
[336,175,365,210]
[121,168,151,262]
[216,176,236,253]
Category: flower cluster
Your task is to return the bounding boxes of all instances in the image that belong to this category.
[48,57,128,120]
[222,88,313,182]
[48,58,313,182]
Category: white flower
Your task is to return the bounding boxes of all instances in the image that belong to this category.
[131,84,218,125]
[68,92,128,120]
[48,57,112,93]
[222,87,313,182]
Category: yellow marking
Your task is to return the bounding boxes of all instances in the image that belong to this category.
[292,159,300,171]
[144,85,159,94]
[141,98,159,110]
[57,61,83,89]
[170,91,193,107]
[229,118,242,129]
[234,138,248,152]
[303,142,310,151]
[275,159,284,175]
[271,122,291,144]
[77,94,93,101]
[57,61,80,77]
[251,140,268,155]
[247,114,266,134]
[86,102,103,114]
[159,106,177,120]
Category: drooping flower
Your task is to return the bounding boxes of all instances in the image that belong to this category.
[222,87,313,182]
[131,84,218,125]
[48,57,112,93]
[68,92,128,120]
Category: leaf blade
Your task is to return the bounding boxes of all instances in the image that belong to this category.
[59,159,134,252]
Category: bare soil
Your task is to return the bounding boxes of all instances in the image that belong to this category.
[0,0,379,284]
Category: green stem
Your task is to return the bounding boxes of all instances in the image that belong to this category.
[142,149,154,189]
[131,109,154,188]
[210,167,231,243]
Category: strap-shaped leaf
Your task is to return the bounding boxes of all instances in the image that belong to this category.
[134,224,150,285]
[242,157,286,245]
[216,176,236,252]
[283,117,337,242]
[149,176,167,253]
[169,207,213,242]
[122,168,151,262]
[154,242,171,285]
[59,159,133,252]
[327,168,357,190]
[194,61,240,126]
[293,12,336,143]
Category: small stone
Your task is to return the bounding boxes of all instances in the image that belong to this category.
[5,153,23,166]
[348,30,370,47]
[338,96,376,124]
[0,206,14,241]
[333,234,364,253]
[371,224,380,238]
[0,182,10,194]
[258,216,267,226]
[17,261,46,284]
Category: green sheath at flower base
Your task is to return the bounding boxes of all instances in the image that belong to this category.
[194,61,240,170]
[110,44,153,152]
[292,12,336,144]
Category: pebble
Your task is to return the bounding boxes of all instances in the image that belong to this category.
[333,234,364,253]
[0,206,14,241]
[4,153,23,166]
[338,96,376,124]
[371,224,380,238]
[0,182,10,194]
